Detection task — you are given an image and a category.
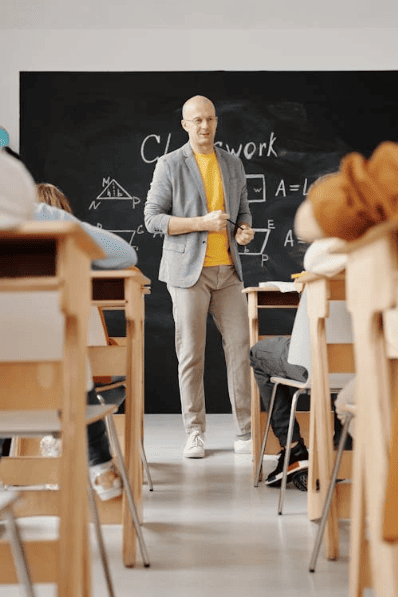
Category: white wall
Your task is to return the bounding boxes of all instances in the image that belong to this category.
[1,27,398,150]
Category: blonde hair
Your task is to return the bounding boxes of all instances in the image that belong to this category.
[36,183,73,213]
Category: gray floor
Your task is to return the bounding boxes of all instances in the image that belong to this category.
[1,414,373,597]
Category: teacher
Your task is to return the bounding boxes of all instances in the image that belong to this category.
[144,95,255,458]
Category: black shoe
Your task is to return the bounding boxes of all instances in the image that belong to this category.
[292,470,308,492]
[265,438,309,487]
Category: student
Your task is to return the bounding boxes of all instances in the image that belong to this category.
[250,238,348,490]
[295,141,398,243]
[0,152,138,501]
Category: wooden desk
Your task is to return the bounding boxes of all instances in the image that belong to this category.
[339,218,398,596]
[302,271,354,562]
[90,267,150,567]
[0,222,104,596]
[243,287,300,480]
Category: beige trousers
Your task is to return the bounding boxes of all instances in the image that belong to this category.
[168,265,251,437]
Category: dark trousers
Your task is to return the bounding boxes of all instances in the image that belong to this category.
[249,336,308,448]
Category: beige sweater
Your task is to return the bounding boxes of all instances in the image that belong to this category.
[309,141,398,241]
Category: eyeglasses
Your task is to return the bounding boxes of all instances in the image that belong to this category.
[183,117,218,126]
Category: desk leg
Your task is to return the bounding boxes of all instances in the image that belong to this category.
[247,292,261,480]
[59,315,90,596]
[122,282,144,567]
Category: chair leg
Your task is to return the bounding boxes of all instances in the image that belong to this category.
[139,441,153,492]
[2,506,36,597]
[309,412,353,572]
[254,382,279,487]
[104,412,150,567]
[86,476,116,597]
[278,389,303,515]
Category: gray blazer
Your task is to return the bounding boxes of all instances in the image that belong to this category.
[144,142,252,288]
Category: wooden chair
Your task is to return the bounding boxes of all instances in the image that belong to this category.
[309,402,356,573]
[243,285,301,481]
[0,490,36,597]
[254,284,354,532]
[0,222,117,596]
[336,217,398,596]
[6,268,152,570]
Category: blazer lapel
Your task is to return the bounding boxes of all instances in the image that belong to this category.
[183,143,208,210]
[215,147,230,214]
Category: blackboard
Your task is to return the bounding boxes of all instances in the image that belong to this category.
[20,71,398,414]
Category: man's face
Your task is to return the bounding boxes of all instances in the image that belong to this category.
[182,99,218,154]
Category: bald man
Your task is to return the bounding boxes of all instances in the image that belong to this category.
[145,96,255,458]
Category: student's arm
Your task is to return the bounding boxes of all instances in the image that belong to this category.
[34,203,138,269]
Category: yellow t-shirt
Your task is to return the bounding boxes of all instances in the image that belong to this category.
[195,151,233,267]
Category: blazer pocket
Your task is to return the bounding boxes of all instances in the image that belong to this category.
[163,236,187,253]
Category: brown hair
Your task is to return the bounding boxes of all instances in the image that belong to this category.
[36,183,73,213]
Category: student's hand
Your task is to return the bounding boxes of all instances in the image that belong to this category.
[202,210,230,232]
[235,224,255,245]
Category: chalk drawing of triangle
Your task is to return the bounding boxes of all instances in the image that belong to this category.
[97,179,132,200]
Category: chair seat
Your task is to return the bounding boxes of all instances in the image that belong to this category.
[0,404,117,436]
[270,373,355,392]
[270,376,309,389]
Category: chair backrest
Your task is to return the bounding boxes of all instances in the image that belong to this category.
[287,287,312,372]
[0,291,65,411]
[287,284,355,387]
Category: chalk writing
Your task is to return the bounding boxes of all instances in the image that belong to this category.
[141,133,172,164]
[246,174,266,202]
[97,178,133,200]
[284,229,306,247]
[96,222,144,246]
[141,132,278,164]
[275,178,309,198]
[238,228,270,256]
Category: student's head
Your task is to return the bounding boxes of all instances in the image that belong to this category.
[181,96,218,154]
[36,183,73,213]
[0,150,36,229]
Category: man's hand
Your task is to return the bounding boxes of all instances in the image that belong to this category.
[235,224,255,245]
[201,210,230,232]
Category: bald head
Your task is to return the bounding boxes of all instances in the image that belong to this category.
[181,96,218,155]
[182,96,216,120]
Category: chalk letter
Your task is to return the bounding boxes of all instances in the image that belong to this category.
[284,229,294,247]
[267,219,275,229]
[267,132,277,157]
[261,254,269,266]
[132,196,141,209]
[141,134,161,164]
[102,177,110,187]
[243,142,256,160]
[259,142,267,157]
[275,180,286,197]
[89,201,101,210]
[225,143,242,157]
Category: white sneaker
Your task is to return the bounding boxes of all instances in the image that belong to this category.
[234,438,252,454]
[183,430,205,458]
[89,460,123,501]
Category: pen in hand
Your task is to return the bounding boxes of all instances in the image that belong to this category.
[227,218,244,230]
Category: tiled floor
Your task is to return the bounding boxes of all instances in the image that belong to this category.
[1,414,373,596]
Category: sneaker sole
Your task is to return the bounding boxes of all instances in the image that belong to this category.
[183,451,205,458]
[95,486,123,501]
[265,459,309,487]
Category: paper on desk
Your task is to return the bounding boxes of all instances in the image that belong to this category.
[259,281,297,292]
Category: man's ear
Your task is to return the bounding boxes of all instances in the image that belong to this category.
[181,119,188,132]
